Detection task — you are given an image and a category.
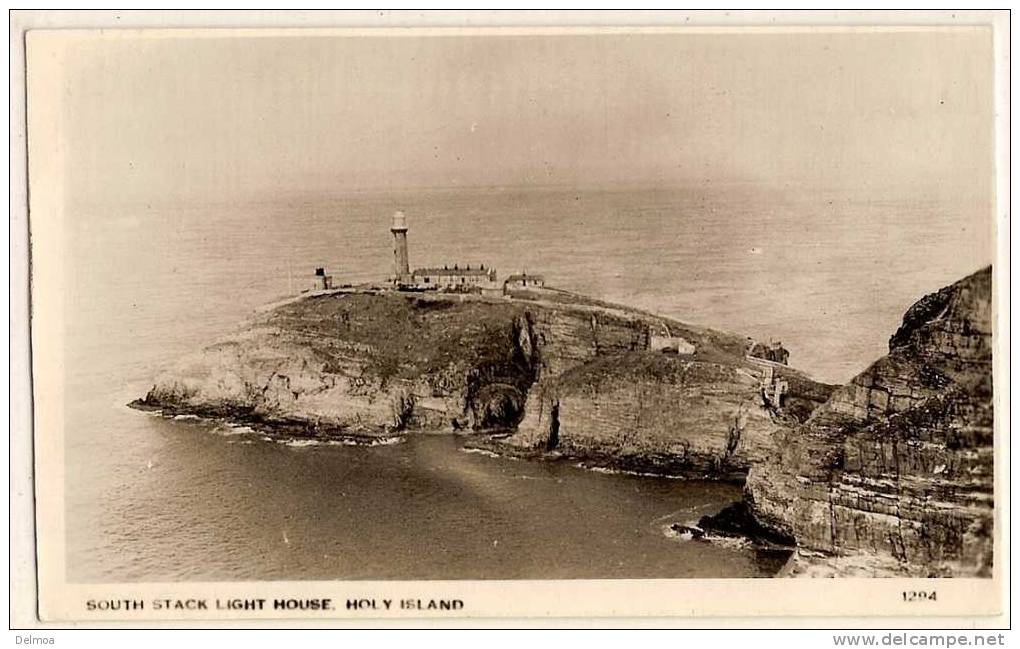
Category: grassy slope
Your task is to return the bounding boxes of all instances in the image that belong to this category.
[265,293,531,386]
[260,290,833,412]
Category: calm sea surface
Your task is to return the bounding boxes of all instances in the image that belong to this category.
[63,186,991,581]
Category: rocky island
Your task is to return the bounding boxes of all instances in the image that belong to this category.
[132,215,993,579]
[134,284,830,469]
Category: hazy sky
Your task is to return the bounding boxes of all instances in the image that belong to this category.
[56,28,993,206]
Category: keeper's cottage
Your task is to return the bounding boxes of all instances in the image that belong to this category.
[389,210,501,292]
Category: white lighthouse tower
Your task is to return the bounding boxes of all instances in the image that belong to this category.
[391,210,410,285]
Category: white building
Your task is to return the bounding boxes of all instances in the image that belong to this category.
[409,265,498,290]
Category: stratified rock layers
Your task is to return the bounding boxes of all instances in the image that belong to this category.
[144,294,543,433]
[506,353,830,476]
[745,267,994,576]
[141,289,832,475]
[146,292,749,429]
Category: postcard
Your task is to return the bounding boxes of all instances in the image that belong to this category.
[12,11,1009,626]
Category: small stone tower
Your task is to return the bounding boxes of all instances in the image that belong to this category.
[391,210,410,283]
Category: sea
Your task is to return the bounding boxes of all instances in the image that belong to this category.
[62,185,992,581]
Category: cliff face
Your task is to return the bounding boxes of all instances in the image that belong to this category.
[505,353,831,476]
[744,267,993,576]
[144,293,540,434]
[140,289,833,477]
[141,291,774,438]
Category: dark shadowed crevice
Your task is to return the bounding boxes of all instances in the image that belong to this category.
[546,401,560,451]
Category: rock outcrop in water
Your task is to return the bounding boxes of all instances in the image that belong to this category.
[732,266,994,576]
[135,288,833,476]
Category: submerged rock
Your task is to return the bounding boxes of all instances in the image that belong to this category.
[697,501,795,547]
[669,524,706,540]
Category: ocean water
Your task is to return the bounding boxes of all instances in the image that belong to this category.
[62,185,991,581]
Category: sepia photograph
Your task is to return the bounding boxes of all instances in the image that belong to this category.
[12,10,1008,627]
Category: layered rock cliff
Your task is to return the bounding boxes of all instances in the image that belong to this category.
[500,351,831,477]
[141,292,537,434]
[741,266,994,576]
[139,290,828,459]
[137,288,832,478]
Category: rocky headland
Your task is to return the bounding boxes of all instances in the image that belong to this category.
[134,267,993,577]
[135,287,831,470]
